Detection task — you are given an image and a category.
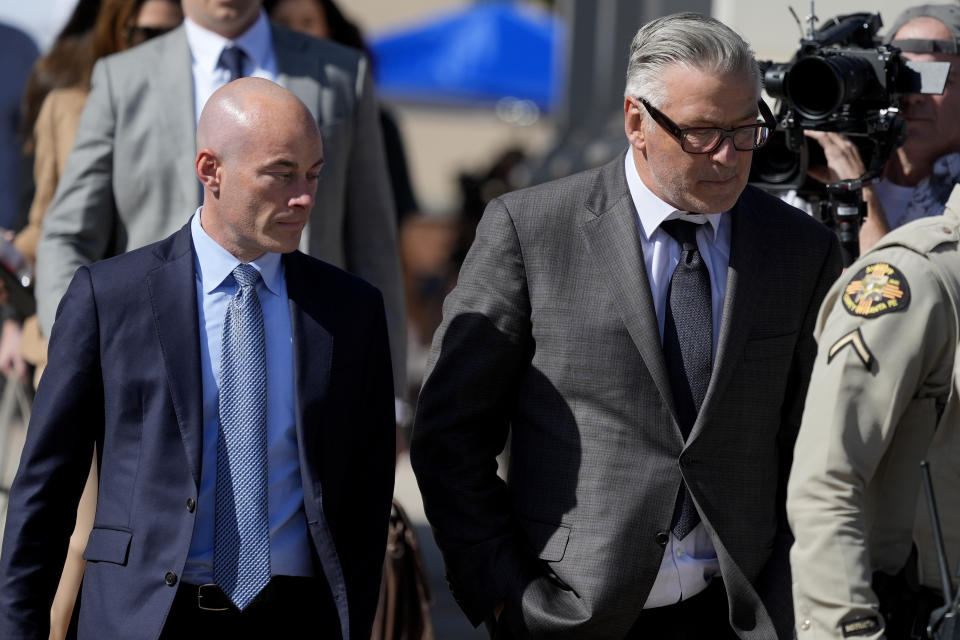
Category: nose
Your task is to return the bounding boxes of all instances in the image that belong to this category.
[289,192,314,209]
[289,179,316,210]
[710,135,739,166]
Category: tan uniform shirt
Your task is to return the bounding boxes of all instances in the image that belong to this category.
[788,186,960,639]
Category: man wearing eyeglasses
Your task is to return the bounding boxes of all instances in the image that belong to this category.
[412,11,841,640]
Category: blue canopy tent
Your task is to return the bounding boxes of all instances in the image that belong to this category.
[369,1,564,111]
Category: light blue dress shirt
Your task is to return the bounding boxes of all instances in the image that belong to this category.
[183,210,313,585]
[624,151,727,607]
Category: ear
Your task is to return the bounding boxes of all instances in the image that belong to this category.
[624,97,646,151]
[195,149,221,197]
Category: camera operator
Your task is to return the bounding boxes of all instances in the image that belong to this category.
[806,4,960,253]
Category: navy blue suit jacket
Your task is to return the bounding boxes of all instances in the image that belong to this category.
[0,224,396,639]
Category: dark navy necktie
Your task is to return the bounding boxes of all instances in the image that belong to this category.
[660,219,713,539]
[218,45,247,82]
[214,263,270,610]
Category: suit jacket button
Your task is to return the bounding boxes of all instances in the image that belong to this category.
[655,531,669,547]
[165,572,178,586]
[186,498,196,513]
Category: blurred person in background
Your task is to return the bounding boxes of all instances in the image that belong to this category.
[0,23,38,233]
[265,0,427,423]
[0,1,183,637]
[33,0,407,414]
[1,0,184,389]
[0,21,39,387]
[264,0,420,228]
[799,4,960,253]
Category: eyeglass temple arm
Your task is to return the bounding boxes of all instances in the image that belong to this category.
[758,99,777,132]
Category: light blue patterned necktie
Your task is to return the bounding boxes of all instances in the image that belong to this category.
[214,263,270,610]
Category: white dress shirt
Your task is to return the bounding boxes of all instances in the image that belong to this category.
[623,151,727,608]
[184,11,278,124]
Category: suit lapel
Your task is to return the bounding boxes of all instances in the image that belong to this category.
[272,27,322,123]
[284,253,333,475]
[284,253,350,640]
[581,156,676,418]
[146,225,204,487]
[690,191,770,441]
[155,27,200,208]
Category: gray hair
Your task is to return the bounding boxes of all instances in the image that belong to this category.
[624,12,760,108]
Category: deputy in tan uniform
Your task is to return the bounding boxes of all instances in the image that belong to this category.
[788,185,960,640]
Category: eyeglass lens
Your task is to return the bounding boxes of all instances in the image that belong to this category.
[683,126,770,153]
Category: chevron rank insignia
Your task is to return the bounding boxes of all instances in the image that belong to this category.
[842,262,910,318]
[828,328,875,369]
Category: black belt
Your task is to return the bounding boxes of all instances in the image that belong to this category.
[178,576,317,612]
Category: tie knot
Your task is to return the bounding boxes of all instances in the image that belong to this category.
[660,219,700,247]
[232,263,260,289]
[218,45,247,81]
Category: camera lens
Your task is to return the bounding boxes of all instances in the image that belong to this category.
[786,55,874,120]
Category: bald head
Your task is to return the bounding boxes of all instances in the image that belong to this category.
[197,77,319,160]
[194,78,324,263]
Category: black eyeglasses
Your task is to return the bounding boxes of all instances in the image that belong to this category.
[634,97,777,154]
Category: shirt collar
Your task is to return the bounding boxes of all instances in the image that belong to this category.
[191,208,283,296]
[623,151,723,241]
[184,10,273,74]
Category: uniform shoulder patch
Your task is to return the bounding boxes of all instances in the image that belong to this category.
[841,614,881,637]
[842,262,910,318]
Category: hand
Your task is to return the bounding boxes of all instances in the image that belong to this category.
[0,319,27,383]
[804,130,867,184]
[494,601,504,621]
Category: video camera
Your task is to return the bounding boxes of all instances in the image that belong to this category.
[748,10,950,262]
[751,11,949,192]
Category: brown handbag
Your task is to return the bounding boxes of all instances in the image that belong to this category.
[370,499,434,640]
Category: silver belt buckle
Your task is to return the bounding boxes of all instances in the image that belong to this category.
[197,583,230,612]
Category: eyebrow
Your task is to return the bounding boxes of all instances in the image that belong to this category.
[683,106,762,128]
[262,157,324,170]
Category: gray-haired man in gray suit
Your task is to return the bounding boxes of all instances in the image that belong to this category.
[412,12,842,640]
[35,0,406,398]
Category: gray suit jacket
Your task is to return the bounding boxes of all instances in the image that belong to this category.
[411,154,842,639]
[35,24,406,395]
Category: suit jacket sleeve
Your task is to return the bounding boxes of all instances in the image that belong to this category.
[0,267,103,637]
[35,60,118,338]
[411,197,538,625]
[342,58,407,400]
